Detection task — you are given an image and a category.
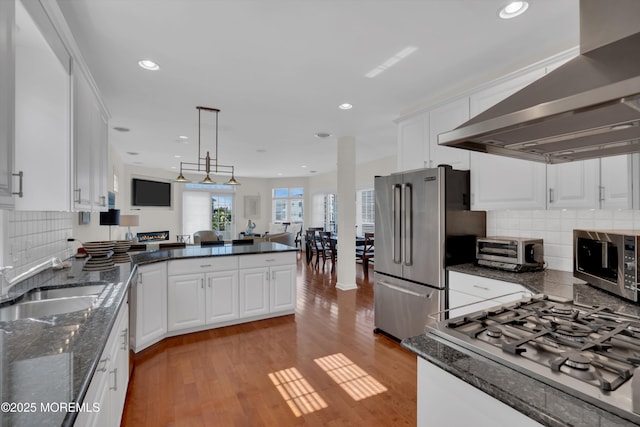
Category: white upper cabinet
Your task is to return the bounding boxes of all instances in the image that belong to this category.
[600,155,632,209]
[397,115,427,171]
[468,68,547,210]
[0,0,108,211]
[547,160,599,210]
[73,69,109,211]
[14,0,71,211]
[0,1,14,208]
[428,98,470,170]
[396,97,470,172]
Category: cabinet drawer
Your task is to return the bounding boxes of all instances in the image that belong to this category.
[168,256,238,275]
[239,252,296,269]
[449,271,532,300]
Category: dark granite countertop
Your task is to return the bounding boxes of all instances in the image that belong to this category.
[0,241,298,426]
[402,263,640,427]
[0,258,133,427]
[132,241,298,265]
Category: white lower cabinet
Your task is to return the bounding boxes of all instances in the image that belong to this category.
[135,253,295,349]
[75,301,129,427]
[239,252,297,316]
[418,358,542,427]
[167,273,207,331]
[239,267,270,317]
[448,271,532,318]
[133,263,167,352]
[167,259,240,331]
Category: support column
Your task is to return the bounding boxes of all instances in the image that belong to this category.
[336,136,357,291]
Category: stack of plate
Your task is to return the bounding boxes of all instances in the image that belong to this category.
[83,241,115,271]
[82,241,115,257]
[112,240,132,264]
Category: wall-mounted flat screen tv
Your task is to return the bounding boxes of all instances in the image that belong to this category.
[131,178,171,207]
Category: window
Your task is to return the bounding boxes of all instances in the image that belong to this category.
[358,189,375,235]
[272,187,304,223]
[183,184,236,240]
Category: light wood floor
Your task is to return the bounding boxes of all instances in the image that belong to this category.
[121,253,417,426]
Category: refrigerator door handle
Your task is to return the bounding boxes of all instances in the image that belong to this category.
[403,183,413,266]
[393,184,402,264]
[377,280,430,298]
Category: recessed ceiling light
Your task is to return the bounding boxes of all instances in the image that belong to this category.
[179,135,188,139]
[174,155,181,158]
[339,103,353,110]
[126,152,139,156]
[113,126,130,132]
[138,59,160,71]
[315,132,332,138]
[277,173,283,176]
[498,1,529,19]
[301,165,308,169]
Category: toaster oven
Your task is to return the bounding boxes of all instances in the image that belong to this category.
[476,236,544,272]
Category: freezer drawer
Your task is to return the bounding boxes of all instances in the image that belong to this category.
[374,273,442,341]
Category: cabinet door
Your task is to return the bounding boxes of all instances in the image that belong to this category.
[600,155,631,209]
[112,303,129,424]
[470,152,546,210]
[428,98,470,170]
[14,1,71,211]
[547,160,599,209]
[0,0,14,208]
[239,267,270,317]
[92,108,109,210]
[448,271,531,317]
[270,264,296,313]
[73,71,94,210]
[135,264,167,351]
[469,68,547,210]
[167,273,206,331]
[205,270,239,324]
[397,114,427,172]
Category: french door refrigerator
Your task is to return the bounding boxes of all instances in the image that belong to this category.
[373,165,485,340]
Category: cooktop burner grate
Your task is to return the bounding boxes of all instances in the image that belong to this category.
[445,295,640,392]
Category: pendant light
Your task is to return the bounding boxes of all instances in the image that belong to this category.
[173,107,240,185]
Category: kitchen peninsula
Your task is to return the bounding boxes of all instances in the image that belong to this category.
[0,241,297,427]
[403,265,640,427]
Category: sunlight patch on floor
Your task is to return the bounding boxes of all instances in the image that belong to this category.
[314,353,387,401]
[268,367,328,417]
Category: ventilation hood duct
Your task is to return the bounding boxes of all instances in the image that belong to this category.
[438,0,640,164]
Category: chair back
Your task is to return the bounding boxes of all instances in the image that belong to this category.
[159,242,186,250]
[193,230,219,245]
[201,240,225,247]
[232,239,254,245]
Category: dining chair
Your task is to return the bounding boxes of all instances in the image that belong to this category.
[356,232,374,275]
[319,231,337,272]
[305,230,320,266]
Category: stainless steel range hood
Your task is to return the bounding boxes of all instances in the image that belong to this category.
[438,0,640,164]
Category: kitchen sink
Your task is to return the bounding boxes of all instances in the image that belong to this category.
[21,284,106,302]
[0,296,97,322]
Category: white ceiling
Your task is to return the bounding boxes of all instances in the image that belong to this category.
[56,0,579,180]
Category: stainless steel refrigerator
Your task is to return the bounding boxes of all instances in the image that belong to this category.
[373,165,485,340]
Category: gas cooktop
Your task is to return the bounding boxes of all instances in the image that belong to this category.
[427,294,640,424]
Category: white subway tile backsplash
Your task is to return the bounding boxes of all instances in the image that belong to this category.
[488,209,638,273]
[2,211,74,287]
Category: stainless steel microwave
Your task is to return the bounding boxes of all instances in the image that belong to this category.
[574,229,640,302]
